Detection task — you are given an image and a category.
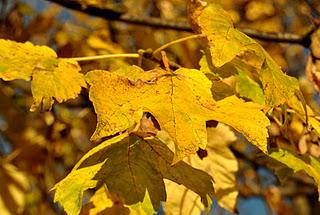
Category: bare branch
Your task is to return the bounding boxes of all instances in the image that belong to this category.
[45,0,313,47]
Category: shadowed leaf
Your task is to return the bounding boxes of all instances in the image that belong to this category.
[56,133,214,214]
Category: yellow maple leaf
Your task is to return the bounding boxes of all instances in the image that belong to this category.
[85,66,215,162]
[0,39,57,81]
[209,96,270,153]
[86,66,270,160]
[164,124,238,214]
[0,39,86,111]
[163,180,205,215]
[204,124,238,211]
[30,59,86,111]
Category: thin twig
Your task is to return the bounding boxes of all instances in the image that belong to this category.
[153,34,205,56]
[66,53,140,61]
[4,149,21,163]
[45,0,313,47]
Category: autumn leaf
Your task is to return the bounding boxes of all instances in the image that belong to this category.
[81,185,129,215]
[86,66,270,158]
[0,39,57,81]
[191,124,238,212]
[51,161,106,215]
[188,3,300,107]
[0,39,86,111]
[163,180,205,215]
[199,55,235,100]
[209,96,270,153]
[0,163,29,215]
[85,66,215,162]
[30,59,86,111]
[236,71,265,105]
[83,186,114,215]
[270,149,320,200]
[205,124,238,211]
[164,123,238,213]
[81,185,154,215]
[129,190,155,215]
[55,133,214,214]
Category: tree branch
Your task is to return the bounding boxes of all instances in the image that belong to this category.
[45,0,313,47]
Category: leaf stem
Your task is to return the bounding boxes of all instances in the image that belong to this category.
[153,34,205,56]
[66,53,140,61]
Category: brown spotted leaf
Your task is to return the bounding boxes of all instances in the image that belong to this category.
[85,66,215,162]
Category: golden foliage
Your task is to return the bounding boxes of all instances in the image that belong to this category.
[0,39,86,111]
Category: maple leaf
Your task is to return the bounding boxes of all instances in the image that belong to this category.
[270,149,320,200]
[54,133,214,214]
[86,66,270,158]
[163,180,206,215]
[209,96,270,153]
[203,124,238,211]
[188,3,300,107]
[0,39,86,111]
[51,161,106,215]
[0,39,57,81]
[30,59,86,111]
[85,66,215,162]
[163,124,238,213]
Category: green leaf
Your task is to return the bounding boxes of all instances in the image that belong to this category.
[189,3,300,107]
[52,161,106,215]
[236,71,265,104]
[270,149,320,200]
[129,190,155,215]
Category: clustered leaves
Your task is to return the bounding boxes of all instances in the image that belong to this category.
[0,40,86,111]
[1,1,320,215]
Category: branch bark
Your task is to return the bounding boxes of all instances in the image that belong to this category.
[45,0,313,47]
